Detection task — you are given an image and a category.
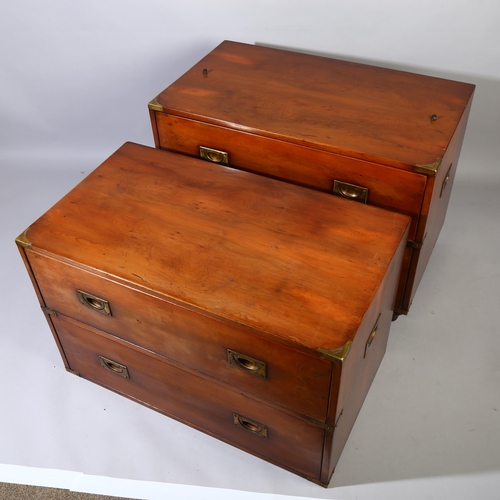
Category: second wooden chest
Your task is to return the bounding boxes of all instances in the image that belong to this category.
[148,40,475,316]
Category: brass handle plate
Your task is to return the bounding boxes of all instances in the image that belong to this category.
[364,313,381,358]
[233,413,268,438]
[440,164,452,198]
[98,355,130,378]
[77,290,112,316]
[199,146,229,166]
[227,349,267,378]
[333,180,369,204]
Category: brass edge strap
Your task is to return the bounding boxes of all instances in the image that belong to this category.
[148,98,163,112]
[317,340,353,365]
[305,417,333,431]
[15,229,32,249]
[41,306,58,317]
[414,159,442,176]
[406,239,423,249]
[66,367,81,377]
[393,307,409,316]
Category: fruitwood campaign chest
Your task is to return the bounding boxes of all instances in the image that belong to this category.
[16,142,409,485]
[148,40,475,316]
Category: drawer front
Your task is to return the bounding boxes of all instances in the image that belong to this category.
[28,250,332,421]
[155,113,427,240]
[53,315,325,480]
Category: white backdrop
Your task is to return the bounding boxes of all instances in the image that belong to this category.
[1,2,500,499]
[2,0,499,162]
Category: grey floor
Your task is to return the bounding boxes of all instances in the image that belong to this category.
[1,139,499,499]
[0,482,134,500]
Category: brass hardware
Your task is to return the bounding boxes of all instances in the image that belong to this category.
[406,239,423,250]
[41,306,58,317]
[66,367,81,377]
[227,349,267,378]
[431,114,438,121]
[414,159,441,176]
[364,313,381,358]
[15,229,32,249]
[199,146,229,166]
[305,417,333,431]
[407,233,426,249]
[440,164,452,198]
[393,306,408,316]
[317,340,353,365]
[202,68,208,76]
[77,290,112,316]
[148,98,163,112]
[98,356,130,379]
[332,180,368,204]
[233,413,268,438]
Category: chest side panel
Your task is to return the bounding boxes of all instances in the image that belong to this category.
[404,96,475,308]
[321,216,407,483]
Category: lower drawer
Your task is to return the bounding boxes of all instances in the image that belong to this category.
[52,315,326,481]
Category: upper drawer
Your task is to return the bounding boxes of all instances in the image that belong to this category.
[28,250,332,422]
[155,113,427,239]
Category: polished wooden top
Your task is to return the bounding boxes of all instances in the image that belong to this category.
[25,143,409,353]
[155,40,475,170]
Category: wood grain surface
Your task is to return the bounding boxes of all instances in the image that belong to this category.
[155,40,475,169]
[24,142,409,353]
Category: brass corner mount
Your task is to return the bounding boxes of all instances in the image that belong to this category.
[317,340,353,365]
[148,98,163,112]
[15,229,32,249]
[414,159,442,176]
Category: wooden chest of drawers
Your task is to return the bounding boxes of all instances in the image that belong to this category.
[16,142,409,485]
[148,40,475,316]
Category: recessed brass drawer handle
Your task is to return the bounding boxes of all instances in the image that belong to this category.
[333,180,369,204]
[77,290,112,316]
[364,313,381,358]
[233,413,268,438]
[227,349,267,378]
[98,355,130,378]
[199,146,229,166]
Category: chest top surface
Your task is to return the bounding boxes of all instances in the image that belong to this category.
[25,142,409,353]
[154,40,475,170]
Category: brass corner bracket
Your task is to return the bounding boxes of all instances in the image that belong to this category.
[148,98,163,112]
[41,306,58,317]
[406,239,423,250]
[317,340,353,365]
[15,229,32,249]
[393,307,409,316]
[66,367,81,377]
[305,417,333,431]
[414,159,442,176]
